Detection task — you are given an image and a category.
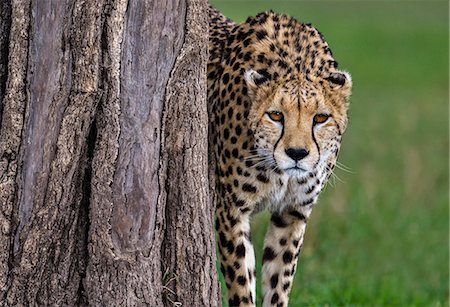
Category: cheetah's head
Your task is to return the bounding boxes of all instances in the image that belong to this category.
[245,69,352,180]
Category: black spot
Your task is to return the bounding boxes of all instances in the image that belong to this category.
[257,173,269,183]
[226,183,232,193]
[240,207,251,213]
[222,73,229,85]
[283,251,293,264]
[224,149,231,159]
[231,193,246,206]
[232,149,239,158]
[279,238,287,246]
[278,179,284,186]
[242,183,257,193]
[301,198,314,206]
[256,30,267,40]
[235,243,246,258]
[236,166,243,175]
[293,240,299,248]
[289,210,306,220]
[271,214,288,228]
[305,185,315,194]
[229,294,240,306]
[254,74,270,86]
[271,292,279,304]
[278,59,288,69]
[228,108,234,119]
[257,53,266,63]
[231,137,237,144]
[283,270,291,277]
[215,218,221,232]
[227,165,233,175]
[234,261,241,269]
[227,266,236,282]
[219,232,227,247]
[263,247,276,263]
[235,125,242,135]
[283,282,290,291]
[226,240,235,254]
[270,274,279,288]
[237,275,247,285]
[224,129,230,140]
[255,164,266,172]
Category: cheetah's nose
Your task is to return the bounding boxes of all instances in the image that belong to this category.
[285,148,309,161]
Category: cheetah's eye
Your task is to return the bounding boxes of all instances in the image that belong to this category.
[267,111,284,122]
[313,114,330,125]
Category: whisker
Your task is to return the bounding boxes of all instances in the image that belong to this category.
[335,161,354,173]
[331,171,344,184]
[242,155,265,161]
[250,159,269,168]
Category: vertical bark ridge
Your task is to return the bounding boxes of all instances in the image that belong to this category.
[0,0,31,300]
[87,0,187,305]
[3,0,105,304]
[160,0,220,306]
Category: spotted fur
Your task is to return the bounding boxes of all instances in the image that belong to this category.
[208,6,352,306]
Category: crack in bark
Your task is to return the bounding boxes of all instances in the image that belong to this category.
[0,0,12,131]
[75,116,97,305]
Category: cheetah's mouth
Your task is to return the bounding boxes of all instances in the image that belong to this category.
[284,166,308,176]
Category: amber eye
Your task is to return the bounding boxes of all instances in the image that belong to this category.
[313,114,330,124]
[267,111,284,122]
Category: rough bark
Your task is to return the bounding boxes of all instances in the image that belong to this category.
[0,0,219,306]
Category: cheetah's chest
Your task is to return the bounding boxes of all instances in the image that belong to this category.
[256,170,325,213]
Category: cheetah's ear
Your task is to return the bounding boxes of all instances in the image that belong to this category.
[324,71,352,98]
[324,71,352,88]
[244,69,271,92]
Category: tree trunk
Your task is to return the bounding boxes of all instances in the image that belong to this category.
[0,0,219,306]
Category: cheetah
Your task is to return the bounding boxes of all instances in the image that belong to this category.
[208,6,352,307]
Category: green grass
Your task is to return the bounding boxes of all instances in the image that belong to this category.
[210,0,449,306]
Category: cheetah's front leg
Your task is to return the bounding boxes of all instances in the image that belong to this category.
[261,208,308,307]
[216,204,256,306]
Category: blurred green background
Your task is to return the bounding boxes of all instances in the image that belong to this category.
[210,0,449,306]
